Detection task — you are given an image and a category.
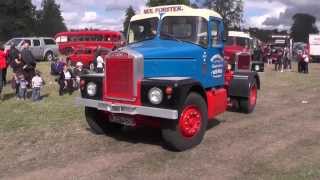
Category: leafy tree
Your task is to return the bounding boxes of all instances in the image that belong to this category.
[202,0,243,29]
[147,0,190,7]
[0,0,37,41]
[37,0,67,37]
[290,13,319,43]
[123,6,136,37]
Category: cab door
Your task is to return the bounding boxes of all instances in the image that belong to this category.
[204,18,225,87]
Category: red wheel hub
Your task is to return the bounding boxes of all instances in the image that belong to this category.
[249,85,257,107]
[179,105,202,138]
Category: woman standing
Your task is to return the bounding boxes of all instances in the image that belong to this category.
[11,53,25,97]
[302,50,309,74]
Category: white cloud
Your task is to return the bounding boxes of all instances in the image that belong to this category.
[244,0,287,29]
[81,12,98,23]
[61,12,78,21]
[32,0,146,31]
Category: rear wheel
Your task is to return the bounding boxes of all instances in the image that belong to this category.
[240,82,257,114]
[45,51,54,61]
[85,107,122,134]
[161,93,208,151]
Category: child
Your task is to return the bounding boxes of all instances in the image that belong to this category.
[17,74,28,100]
[31,71,44,101]
[58,64,73,96]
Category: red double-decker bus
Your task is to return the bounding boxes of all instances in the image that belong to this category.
[55,30,125,54]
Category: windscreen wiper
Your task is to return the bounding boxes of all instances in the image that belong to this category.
[160,32,182,42]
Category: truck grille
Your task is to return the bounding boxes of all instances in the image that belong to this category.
[237,53,251,70]
[105,57,134,100]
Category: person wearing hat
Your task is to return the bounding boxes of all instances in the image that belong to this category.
[73,62,87,89]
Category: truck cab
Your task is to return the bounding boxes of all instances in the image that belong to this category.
[224,31,264,72]
[77,5,260,151]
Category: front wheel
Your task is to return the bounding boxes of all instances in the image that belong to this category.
[161,93,208,151]
[85,107,122,134]
[240,82,258,114]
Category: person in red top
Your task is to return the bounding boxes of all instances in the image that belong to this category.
[0,49,7,100]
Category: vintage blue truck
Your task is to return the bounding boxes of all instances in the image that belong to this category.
[77,5,260,151]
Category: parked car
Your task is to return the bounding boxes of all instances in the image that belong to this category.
[67,47,110,69]
[4,37,59,61]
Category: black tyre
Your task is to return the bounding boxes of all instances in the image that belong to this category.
[85,107,122,134]
[161,93,208,151]
[239,82,258,114]
[45,51,54,61]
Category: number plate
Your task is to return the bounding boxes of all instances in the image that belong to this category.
[109,115,136,127]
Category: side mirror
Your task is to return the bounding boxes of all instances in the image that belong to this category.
[223,30,229,42]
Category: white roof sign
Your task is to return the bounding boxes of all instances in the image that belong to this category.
[229,31,251,39]
[131,5,222,21]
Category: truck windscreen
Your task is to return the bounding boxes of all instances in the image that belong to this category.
[128,17,159,44]
[235,37,248,47]
[160,16,208,47]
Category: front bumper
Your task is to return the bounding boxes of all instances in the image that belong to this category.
[76,97,179,120]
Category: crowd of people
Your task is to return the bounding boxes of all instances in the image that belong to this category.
[261,44,310,73]
[0,42,45,101]
[262,45,292,72]
[55,61,87,96]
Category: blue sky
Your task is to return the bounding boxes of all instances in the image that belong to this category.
[32,0,319,31]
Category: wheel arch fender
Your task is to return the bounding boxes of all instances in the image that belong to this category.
[228,71,260,98]
[187,84,207,105]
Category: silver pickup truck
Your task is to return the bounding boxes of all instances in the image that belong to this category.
[4,37,59,61]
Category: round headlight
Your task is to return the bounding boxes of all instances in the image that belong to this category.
[148,87,163,105]
[86,82,97,96]
[255,65,260,71]
[227,64,232,70]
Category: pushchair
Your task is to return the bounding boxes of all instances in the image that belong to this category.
[51,60,65,75]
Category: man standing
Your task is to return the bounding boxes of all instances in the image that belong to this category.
[21,42,36,86]
[20,42,36,67]
[0,49,7,100]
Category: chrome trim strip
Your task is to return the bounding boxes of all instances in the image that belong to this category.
[81,73,105,78]
[233,75,249,79]
[105,96,137,102]
[76,98,179,120]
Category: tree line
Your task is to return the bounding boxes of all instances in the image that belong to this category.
[0,0,66,42]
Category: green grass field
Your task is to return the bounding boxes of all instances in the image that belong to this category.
[0,62,85,133]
